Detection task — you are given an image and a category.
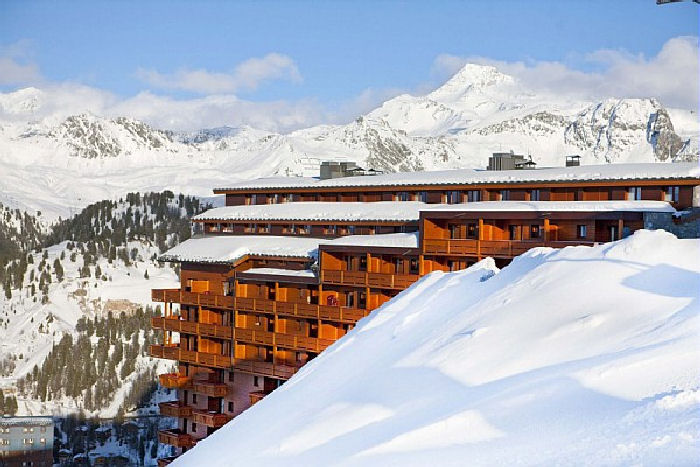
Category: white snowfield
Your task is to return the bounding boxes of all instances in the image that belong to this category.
[194,201,427,222]
[176,230,700,466]
[215,162,700,190]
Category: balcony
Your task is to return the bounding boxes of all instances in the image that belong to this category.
[150,344,180,361]
[321,270,419,290]
[233,359,302,380]
[151,346,232,370]
[249,391,267,406]
[151,288,236,309]
[158,401,192,418]
[192,380,229,397]
[158,373,192,389]
[192,409,233,428]
[423,239,596,257]
[234,329,337,353]
[158,429,196,448]
[152,316,233,339]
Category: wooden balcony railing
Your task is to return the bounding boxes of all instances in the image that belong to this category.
[152,290,368,324]
[152,317,233,339]
[158,373,192,389]
[233,328,336,353]
[321,270,419,290]
[192,381,229,397]
[192,409,232,428]
[158,401,193,418]
[158,430,196,448]
[422,239,596,257]
[232,359,302,380]
[151,289,234,308]
[249,391,267,406]
[151,345,233,370]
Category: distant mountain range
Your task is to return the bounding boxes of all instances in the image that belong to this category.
[0,64,697,219]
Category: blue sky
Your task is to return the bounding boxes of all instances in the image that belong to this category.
[0,0,697,130]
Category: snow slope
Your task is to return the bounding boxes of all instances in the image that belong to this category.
[1,64,696,220]
[176,230,700,466]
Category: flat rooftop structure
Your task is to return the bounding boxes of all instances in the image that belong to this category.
[194,201,426,223]
[214,162,700,192]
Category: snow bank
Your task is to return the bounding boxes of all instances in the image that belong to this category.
[176,230,700,466]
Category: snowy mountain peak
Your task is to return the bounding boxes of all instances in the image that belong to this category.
[430,63,516,100]
[0,87,44,116]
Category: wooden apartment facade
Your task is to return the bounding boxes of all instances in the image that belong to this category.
[151,163,699,465]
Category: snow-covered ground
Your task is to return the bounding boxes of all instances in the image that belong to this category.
[176,230,700,466]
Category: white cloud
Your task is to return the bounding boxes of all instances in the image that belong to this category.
[432,36,699,108]
[0,40,43,86]
[134,53,302,94]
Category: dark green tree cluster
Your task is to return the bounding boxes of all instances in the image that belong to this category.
[23,306,158,412]
[0,203,44,297]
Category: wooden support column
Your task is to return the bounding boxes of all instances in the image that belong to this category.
[543,218,550,243]
[418,254,425,276]
[477,218,484,260]
[618,218,624,240]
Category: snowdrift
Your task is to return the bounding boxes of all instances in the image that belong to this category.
[177,230,700,466]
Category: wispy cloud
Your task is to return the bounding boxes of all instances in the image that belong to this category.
[431,36,699,108]
[0,40,44,86]
[134,53,302,94]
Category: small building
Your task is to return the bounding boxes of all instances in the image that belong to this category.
[0,416,54,467]
[487,150,530,170]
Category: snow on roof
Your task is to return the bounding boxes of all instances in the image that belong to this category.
[0,416,53,427]
[159,236,320,264]
[215,162,700,191]
[422,200,677,214]
[321,232,419,248]
[175,230,700,466]
[194,202,425,222]
[240,268,316,278]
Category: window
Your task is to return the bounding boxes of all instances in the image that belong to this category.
[40,438,46,444]
[326,225,337,235]
[191,422,196,432]
[577,225,587,239]
[466,223,478,239]
[449,224,461,239]
[23,438,34,444]
[253,376,259,387]
[467,190,481,202]
[397,192,410,201]
[665,186,679,203]
[271,194,279,204]
[530,189,540,201]
[359,255,367,271]
[500,190,510,201]
[228,401,234,412]
[345,291,355,308]
[301,225,311,235]
[228,371,234,382]
[509,225,519,241]
[447,191,462,204]
[417,191,428,202]
[530,225,542,238]
[628,187,642,200]
[0,439,9,445]
[347,225,355,235]
[259,223,270,234]
[192,394,197,404]
[409,258,419,275]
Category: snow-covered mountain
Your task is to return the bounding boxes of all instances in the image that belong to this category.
[0,64,697,219]
[176,230,700,466]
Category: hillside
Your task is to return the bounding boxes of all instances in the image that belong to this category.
[1,64,697,220]
[0,192,208,418]
[177,230,700,466]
